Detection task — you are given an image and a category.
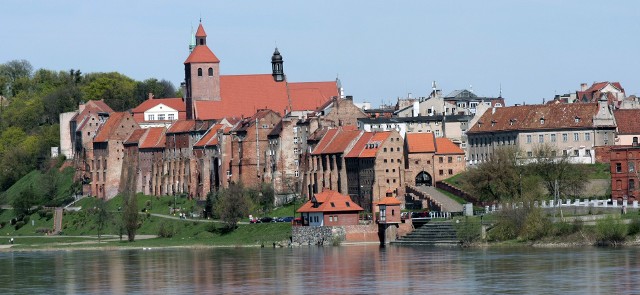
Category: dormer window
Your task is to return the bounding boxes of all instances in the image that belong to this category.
[540,118,545,125]
[509,119,515,126]
[491,120,496,127]
[575,116,581,123]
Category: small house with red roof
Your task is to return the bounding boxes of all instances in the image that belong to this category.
[345,130,404,212]
[405,132,466,186]
[131,94,187,128]
[296,189,364,226]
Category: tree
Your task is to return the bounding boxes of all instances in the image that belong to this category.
[81,72,136,111]
[529,144,586,198]
[95,199,111,243]
[134,78,177,105]
[462,147,524,202]
[12,185,37,218]
[119,149,138,242]
[256,183,275,214]
[0,60,33,97]
[216,183,250,230]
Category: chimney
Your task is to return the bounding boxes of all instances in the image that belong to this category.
[581,83,588,91]
[148,93,154,100]
[492,107,496,114]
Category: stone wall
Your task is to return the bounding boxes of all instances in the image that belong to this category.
[292,224,384,245]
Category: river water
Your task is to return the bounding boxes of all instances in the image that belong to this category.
[0,245,638,294]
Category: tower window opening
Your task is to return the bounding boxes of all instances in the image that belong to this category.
[197,68,202,77]
[208,67,213,76]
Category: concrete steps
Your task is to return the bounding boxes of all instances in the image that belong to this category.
[392,222,460,246]
[52,208,63,235]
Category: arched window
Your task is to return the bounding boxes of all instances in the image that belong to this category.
[197,68,202,76]
[199,39,204,45]
[208,67,213,76]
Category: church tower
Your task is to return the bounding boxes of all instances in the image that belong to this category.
[271,48,284,82]
[184,21,220,119]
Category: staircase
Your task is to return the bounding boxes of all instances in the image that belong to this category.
[52,208,63,235]
[408,185,464,212]
[392,221,460,246]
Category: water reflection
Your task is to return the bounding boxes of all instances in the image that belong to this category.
[0,246,639,294]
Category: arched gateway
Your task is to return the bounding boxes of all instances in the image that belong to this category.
[415,171,432,186]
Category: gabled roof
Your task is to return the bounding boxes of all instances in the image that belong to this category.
[124,129,146,146]
[94,112,132,142]
[345,132,391,158]
[132,97,186,113]
[72,99,113,124]
[311,127,361,155]
[231,109,280,132]
[468,103,600,133]
[614,109,640,135]
[435,137,464,155]
[406,132,436,153]
[139,127,166,149]
[378,196,401,205]
[297,189,364,213]
[194,124,224,148]
[193,75,337,120]
[184,45,220,64]
[167,120,196,134]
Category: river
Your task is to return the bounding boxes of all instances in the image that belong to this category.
[0,245,638,294]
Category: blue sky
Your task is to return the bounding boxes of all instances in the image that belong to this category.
[2,0,639,106]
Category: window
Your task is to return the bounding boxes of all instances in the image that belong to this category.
[294,160,299,167]
[384,159,387,163]
[574,133,579,142]
[384,148,387,152]
[168,114,175,120]
[539,134,544,143]
[293,137,299,144]
[439,157,444,163]
[448,169,453,175]
[448,157,452,163]
[630,179,636,191]
[439,170,444,175]
[540,118,545,125]
[435,130,441,137]
[573,150,579,157]
[157,114,165,121]
[563,150,568,156]
[335,216,338,222]
[148,114,155,121]
[226,170,232,177]
[329,216,333,222]
[457,156,462,162]
[527,151,533,157]
[526,135,532,143]
[293,148,299,154]
[634,137,639,146]
[585,133,591,141]
[630,162,635,173]
[616,163,622,173]
[197,68,202,76]
[551,134,556,142]
[208,67,213,76]
[551,150,557,157]
[562,133,568,142]
[585,149,591,156]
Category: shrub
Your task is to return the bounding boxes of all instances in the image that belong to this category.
[38,210,48,219]
[22,216,30,225]
[454,218,482,245]
[627,215,640,236]
[0,221,6,228]
[520,208,551,241]
[488,207,529,241]
[157,222,175,238]
[45,212,54,221]
[595,216,626,246]
[14,221,25,230]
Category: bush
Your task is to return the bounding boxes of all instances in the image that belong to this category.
[520,209,550,241]
[627,215,640,236]
[45,212,54,221]
[0,221,6,228]
[14,221,25,230]
[488,207,528,241]
[595,216,626,246]
[454,218,482,245]
[38,210,48,219]
[22,216,30,225]
[157,221,175,238]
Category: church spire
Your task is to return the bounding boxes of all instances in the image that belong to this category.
[195,22,207,46]
[271,47,284,82]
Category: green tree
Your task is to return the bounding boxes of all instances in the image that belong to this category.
[0,59,33,97]
[529,144,586,199]
[81,72,136,111]
[134,78,177,104]
[462,147,524,202]
[216,183,250,230]
[12,185,37,218]
[257,183,275,214]
[95,199,111,243]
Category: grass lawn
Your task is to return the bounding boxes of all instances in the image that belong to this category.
[436,188,467,205]
[1,166,76,206]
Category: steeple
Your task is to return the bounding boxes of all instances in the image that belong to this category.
[271,48,284,82]
[189,25,196,52]
[195,22,207,46]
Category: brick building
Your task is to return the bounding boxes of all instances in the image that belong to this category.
[610,146,640,202]
[345,130,404,212]
[404,132,466,186]
[91,112,139,199]
[613,109,640,146]
[192,123,229,198]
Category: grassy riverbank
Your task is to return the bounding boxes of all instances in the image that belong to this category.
[0,194,296,250]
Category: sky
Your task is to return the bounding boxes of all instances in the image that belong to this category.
[2,0,639,106]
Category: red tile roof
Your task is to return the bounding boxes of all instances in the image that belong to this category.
[297,189,364,213]
[124,129,146,145]
[435,137,464,155]
[167,120,196,134]
[193,75,337,120]
[406,132,436,153]
[614,109,640,135]
[345,132,391,158]
[94,112,131,142]
[311,128,338,154]
[139,127,166,149]
[378,196,401,205]
[194,124,224,147]
[195,23,206,37]
[131,97,187,123]
[72,99,113,126]
[312,128,361,155]
[468,103,601,133]
[184,45,220,64]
